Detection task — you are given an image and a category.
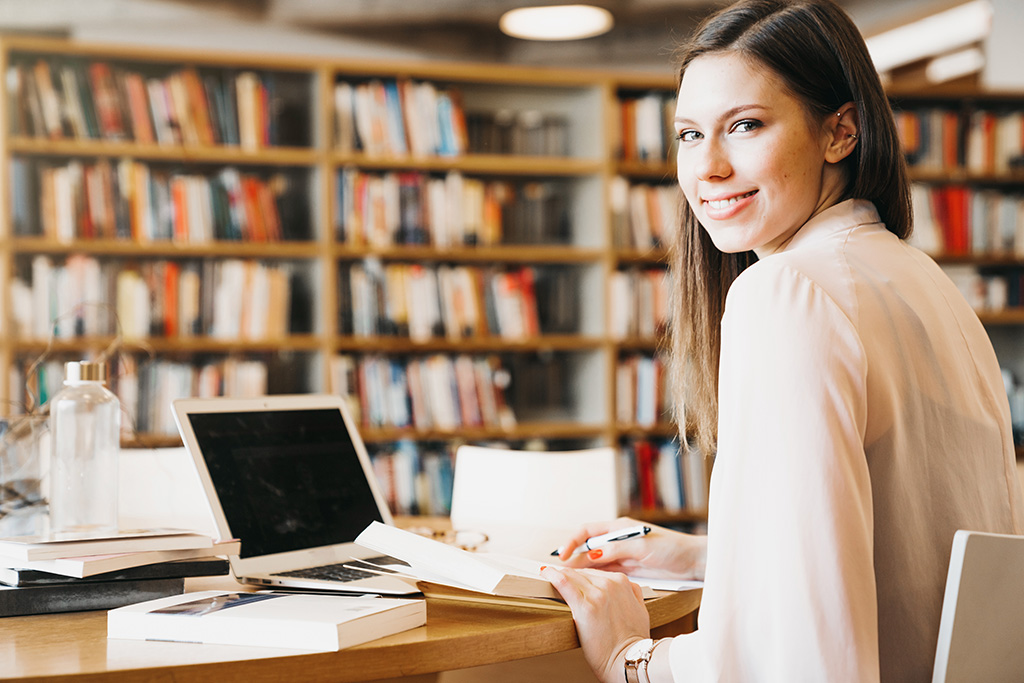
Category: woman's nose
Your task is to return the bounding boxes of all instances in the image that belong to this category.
[688,139,731,181]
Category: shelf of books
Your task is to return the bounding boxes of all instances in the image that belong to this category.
[608,79,709,523]
[890,89,1024,455]
[0,36,708,527]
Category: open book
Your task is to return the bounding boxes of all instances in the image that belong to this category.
[355,521,655,604]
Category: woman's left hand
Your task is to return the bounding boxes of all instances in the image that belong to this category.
[540,564,651,683]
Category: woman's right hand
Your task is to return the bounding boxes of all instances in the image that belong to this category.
[553,517,707,581]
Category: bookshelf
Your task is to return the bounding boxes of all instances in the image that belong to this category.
[0,36,707,525]
[889,88,1024,457]
[605,77,705,519]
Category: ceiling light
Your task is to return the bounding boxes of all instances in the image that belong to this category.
[865,0,993,73]
[499,5,614,41]
[925,47,986,84]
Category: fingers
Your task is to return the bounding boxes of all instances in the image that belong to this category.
[541,565,652,683]
[552,517,645,560]
[541,565,585,609]
[542,565,643,612]
[559,545,614,569]
[552,523,615,560]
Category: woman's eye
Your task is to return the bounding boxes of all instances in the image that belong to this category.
[676,129,702,142]
[731,119,762,134]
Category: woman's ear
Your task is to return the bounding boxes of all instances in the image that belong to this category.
[825,103,859,164]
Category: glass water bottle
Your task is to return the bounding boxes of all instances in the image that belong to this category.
[48,360,121,536]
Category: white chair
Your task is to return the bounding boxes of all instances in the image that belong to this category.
[932,529,1024,682]
[449,445,620,559]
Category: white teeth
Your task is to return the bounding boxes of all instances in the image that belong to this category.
[707,191,755,209]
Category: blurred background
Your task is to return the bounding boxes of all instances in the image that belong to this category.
[0,0,1020,89]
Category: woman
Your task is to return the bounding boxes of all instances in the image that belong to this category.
[541,0,1024,681]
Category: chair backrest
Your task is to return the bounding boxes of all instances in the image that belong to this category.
[933,529,1024,683]
[449,445,619,558]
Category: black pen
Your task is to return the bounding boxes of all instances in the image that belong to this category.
[550,524,651,557]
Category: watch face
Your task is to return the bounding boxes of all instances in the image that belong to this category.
[626,638,654,662]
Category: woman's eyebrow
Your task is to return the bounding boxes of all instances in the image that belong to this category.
[673,104,767,125]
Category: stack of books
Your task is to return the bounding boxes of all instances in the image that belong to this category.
[0,528,238,617]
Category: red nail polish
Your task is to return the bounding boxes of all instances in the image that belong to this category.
[588,549,603,560]
[540,566,547,571]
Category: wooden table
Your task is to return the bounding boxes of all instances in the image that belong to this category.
[0,589,701,682]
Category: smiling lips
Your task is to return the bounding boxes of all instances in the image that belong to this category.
[702,189,758,219]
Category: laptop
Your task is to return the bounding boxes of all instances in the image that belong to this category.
[172,394,417,595]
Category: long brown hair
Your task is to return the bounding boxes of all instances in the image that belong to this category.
[669,0,912,455]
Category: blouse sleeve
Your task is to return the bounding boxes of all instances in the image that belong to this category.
[668,262,879,682]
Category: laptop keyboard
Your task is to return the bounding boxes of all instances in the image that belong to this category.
[274,556,401,583]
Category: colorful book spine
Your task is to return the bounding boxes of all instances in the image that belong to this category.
[330,353,517,433]
[11,158,308,243]
[894,106,1024,174]
[369,440,455,516]
[618,438,707,514]
[908,183,1024,258]
[338,261,577,340]
[11,256,299,343]
[8,57,309,148]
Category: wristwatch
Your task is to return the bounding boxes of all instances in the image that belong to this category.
[623,637,660,683]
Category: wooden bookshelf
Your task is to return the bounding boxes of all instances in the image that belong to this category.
[606,78,710,518]
[615,248,670,265]
[6,38,1022,524]
[0,36,707,524]
[8,137,319,165]
[626,507,709,526]
[333,244,606,264]
[333,153,603,176]
[883,90,1024,462]
[977,310,1024,326]
[11,237,322,258]
[360,421,607,444]
[615,160,676,180]
[14,335,325,354]
[334,335,606,354]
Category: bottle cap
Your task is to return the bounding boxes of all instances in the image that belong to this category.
[64,361,106,382]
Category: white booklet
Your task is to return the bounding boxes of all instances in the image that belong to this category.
[355,521,656,603]
[0,540,241,579]
[107,590,426,651]
[630,578,704,592]
[0,529,215,561]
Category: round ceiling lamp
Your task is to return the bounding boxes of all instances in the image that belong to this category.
[499,5,614,41]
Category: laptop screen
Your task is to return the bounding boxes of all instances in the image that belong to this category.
[185,408,385,559]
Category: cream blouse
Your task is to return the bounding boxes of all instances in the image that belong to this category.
[668,199,1024,682]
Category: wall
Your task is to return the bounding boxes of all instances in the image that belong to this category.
[983,0,1024,88]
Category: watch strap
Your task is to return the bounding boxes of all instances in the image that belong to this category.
[624,638,660,683]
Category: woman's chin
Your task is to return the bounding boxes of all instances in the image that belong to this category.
[705,233,754,255]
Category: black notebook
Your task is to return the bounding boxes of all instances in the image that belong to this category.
[0,577,184,617]
[0,557,229,587]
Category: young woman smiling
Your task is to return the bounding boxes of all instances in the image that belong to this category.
[541,1,1024,681]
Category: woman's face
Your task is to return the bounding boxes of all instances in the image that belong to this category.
[674,53,848,257]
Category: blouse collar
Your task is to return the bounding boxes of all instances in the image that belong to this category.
[767,199,884,258]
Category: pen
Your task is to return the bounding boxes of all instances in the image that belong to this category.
[550,524,651,557]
